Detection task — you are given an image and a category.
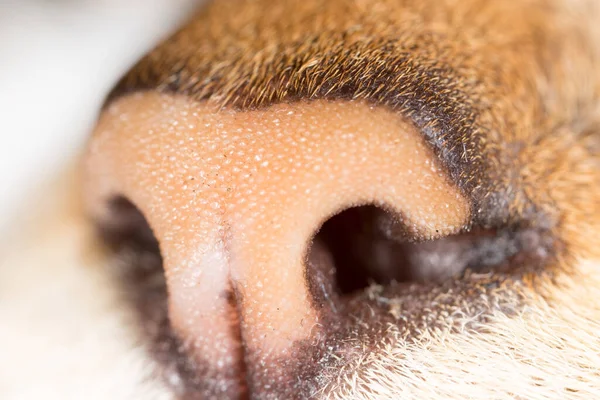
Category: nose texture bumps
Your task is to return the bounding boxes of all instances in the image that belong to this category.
[85,92,468,397]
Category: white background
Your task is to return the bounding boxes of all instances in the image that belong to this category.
[0,0,203,235]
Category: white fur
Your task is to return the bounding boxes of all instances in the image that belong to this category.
[0,175,172,400]
[325,262,600,399]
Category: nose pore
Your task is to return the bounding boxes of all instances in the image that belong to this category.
[85,93,468,393]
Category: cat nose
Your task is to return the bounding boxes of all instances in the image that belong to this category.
[84,92,468,397]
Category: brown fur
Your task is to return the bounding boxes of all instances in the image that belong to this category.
[3,0,600,399]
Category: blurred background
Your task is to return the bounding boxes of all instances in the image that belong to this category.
[0,0,203,236]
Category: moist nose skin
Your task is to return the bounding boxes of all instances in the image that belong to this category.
[84,92,468,397]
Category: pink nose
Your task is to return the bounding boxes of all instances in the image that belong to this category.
[84,92,468,396]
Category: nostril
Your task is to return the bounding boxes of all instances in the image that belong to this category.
[99,196,160,250]
[307,203,556,303]
[95,195,171,353]
[312,205,413,295]
[94,196,210,397]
